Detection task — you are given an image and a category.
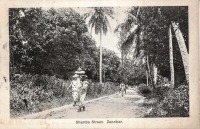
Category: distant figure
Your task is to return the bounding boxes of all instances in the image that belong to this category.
[120,82,125,97]
[78,75,89,112]
[124,84,128,94]
[119,83,121,93]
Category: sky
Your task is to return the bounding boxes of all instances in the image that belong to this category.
[73,7,130,58]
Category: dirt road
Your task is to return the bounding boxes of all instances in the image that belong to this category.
[21,88,147,119]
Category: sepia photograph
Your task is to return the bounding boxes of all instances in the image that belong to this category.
[9,6,189,119]
[0,0,199,128]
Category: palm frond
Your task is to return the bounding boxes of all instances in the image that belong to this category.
[91,21,95,29]
[134,35,141,57]
[102,18,108,35]
[88,14,96,26]
[94,21,101,35]
[103,7,115,19]
[104,16,111,31]
[121,26,140,56]
[114,23,125,33]
[81,11,93,20]
[82,7,113,36]
[121,32,136,51]
[128,13,138,24]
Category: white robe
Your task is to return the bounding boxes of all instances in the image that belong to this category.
[79,80,89,106]
[71,78,82,102]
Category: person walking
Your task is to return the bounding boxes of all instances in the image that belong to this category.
[68,74,82,107]
[124,83,128,94]
[119,83,122,93]
[120,82,125,97]
[78,75,89,112]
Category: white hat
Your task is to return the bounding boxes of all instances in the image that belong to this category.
[75,71,85,74]
[72,74,79,78]
[74,67,85,75]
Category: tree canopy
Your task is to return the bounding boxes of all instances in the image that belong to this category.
[114,6,188,86]
[9,8,120,81]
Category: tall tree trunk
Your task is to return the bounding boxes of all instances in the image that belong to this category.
[142,56,148,86]
[146,54,152,84]
[143,56,148,86]
[146,54,155,92]
[153,63,158,85]
[169,25,175,88]
[99,31,102,84]
[103,70,105,83]
[146,55,150,86]
[146,70,149,86]
[171,22,189,84]
[121,49,124,67]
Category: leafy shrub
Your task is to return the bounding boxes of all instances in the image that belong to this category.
[145,105,168,117]
[138,83,152,95]
[154,85,171,101]
[162,85,189,117]
[145,85,189,117]
[157,75,170,86]
[10,74,71,116]
[10,74,119,117]
[86,82,98,98]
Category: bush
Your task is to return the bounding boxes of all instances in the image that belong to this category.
[162,85,189,117]
[10,74,119,117]
[154,85,171,101]
[138,83,152,95]
[10,74,71,116]
[145,85,189,117]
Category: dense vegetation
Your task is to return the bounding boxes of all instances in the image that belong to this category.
[10,74,119,117]
[114,6,189,117]
[9,8,121,117]
[10,7,189,117]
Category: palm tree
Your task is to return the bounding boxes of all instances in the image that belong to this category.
[153,63,158,85]
[169,24,175,88]
[114,7,156,88]
[116,7,189,89]
[171,22,189,84]
[160,6,189,85]
[82,7,114,84]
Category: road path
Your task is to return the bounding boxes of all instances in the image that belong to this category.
[21,88,147,119]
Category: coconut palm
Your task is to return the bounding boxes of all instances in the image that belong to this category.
[115,7,158,88]
[115,6,189,88]
[171,22,188,84]
[169,24,175,87]
[82,7,114,84]
[161,6,189,85]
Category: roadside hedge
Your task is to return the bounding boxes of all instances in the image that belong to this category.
[10,74,119,117]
